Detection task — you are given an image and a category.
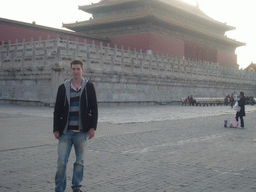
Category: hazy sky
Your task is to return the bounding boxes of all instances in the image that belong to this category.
[1,0,255,69]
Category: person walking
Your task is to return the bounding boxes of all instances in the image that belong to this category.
[235,92,246,128]
[53,59,98,192]
[233,92,238,104]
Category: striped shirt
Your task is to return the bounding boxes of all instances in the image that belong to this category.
[68,87,81,131]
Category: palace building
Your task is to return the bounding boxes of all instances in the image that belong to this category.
[63,0,245,68]
[1,0,255,106]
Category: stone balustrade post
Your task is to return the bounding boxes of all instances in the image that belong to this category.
[178,59,181,77]
[54,36,58,49]
[0,41,3,51]
[57,48,61,62]
[6,40,11,57]
[95,43,99,59]
[166,56,170,75]
[32,38,36,65]
[196,59,202,78]
[99,49,104,70]
[10,52,14,67]
[86,44,90,69]
[190,62,193,79]
[156,53,160,74]
[106,43,110,66]
[21,39,26,68]
[130,57,134,73]
[39,36,42,46]
[72,50,76,60]
[131,48,136,72]
[121,46,124,72]
[141,52,146,74]
[99,42,103,63]
[47,35,50,47]
[163,54,167,74]
[111,55,114,71]
[43,40,47,65]
[0,41,3,66]
[14,39,18,57]
[76,38,79,55]
[149,53,152,74]
[170,57,174,77]
[114,44,117,56]
[139,50,143,73]
[134,53,138,73]
[102,45,108,70]
[185,61,188,79]
[66,36,69,54]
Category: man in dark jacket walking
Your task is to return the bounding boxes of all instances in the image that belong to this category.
[53,59,98,192]
[236,91,246,128]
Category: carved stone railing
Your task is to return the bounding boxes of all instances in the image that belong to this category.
[0,37,256,105]
[1,37,255,85]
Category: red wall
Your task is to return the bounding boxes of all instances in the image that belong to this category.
[217,50,238,67]
[184,42,217,63]
[0,23,107,46]
[110,32,238,67]
[147,33,184,57]
[110,33,150,51]
[110,33,184,57]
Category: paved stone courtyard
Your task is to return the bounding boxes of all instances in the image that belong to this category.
[0,104,256,192]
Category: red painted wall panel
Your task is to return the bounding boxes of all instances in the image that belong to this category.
[147,33,184,57]
[110,33,184,57]
[0,23,107,46]
[110,33,150,51]
[217,50,238,67]
[185,41,217,63]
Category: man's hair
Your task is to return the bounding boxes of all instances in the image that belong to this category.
[70,59,84,68]
[240,92,244,96]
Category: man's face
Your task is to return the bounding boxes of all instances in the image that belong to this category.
[71,64,84,80]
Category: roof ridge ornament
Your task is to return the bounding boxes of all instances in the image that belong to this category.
[196,2,199,9]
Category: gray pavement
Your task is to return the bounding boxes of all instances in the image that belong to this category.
[0,104,256,192]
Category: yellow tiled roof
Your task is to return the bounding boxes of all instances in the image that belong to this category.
[63,9,244,46]
[79,0,233,30]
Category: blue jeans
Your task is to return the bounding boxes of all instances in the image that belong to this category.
[55,130,87,192]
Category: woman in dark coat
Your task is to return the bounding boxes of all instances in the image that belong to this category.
[236,92,246,128]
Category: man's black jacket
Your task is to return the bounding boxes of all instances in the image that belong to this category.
[53,79,98,136]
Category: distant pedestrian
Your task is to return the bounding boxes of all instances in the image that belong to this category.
[235,92,246,128]
[189,95,196,106]
[233,92,238,103]
[53,59,98,192]
[224,96,229,106]
[186,96,190,103]
[229,93,234,108]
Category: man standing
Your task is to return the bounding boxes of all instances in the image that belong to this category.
[236,92,246,128]
[53,59,98,192]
